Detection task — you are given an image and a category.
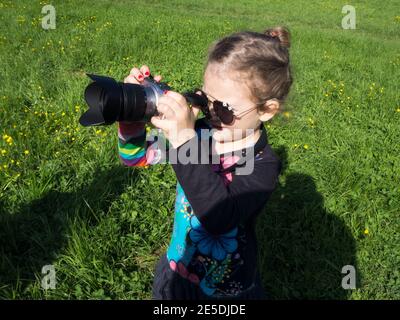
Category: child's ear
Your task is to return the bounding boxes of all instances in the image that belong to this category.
[258,99,280,122]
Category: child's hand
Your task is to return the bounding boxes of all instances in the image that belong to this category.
[124,65,162,85]
[121,65,162,124]
[151,91,201,149]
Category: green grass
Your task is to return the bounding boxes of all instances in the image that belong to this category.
[0,0,399,299]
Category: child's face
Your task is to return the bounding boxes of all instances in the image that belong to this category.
[202,63,278,142]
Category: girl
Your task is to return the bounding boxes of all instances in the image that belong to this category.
[118,26,293,299]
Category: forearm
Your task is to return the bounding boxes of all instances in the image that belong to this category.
[117,121,149,167]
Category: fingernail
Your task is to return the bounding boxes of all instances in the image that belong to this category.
[138,74,144,80]
[163,90,169,94]
[145,71,150,76]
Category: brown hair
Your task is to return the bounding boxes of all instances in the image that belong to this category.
[206,26,293,111]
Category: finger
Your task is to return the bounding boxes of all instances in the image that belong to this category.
[157,102,175,119]
[129,67,144,82]
[150,116,171,131]
[159,94,185,115]
[124,74,140,84]
[154,75,162,82]
[140,65,151,78]
[165,91,188,110]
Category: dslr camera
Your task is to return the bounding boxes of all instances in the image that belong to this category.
[79,73,207,126]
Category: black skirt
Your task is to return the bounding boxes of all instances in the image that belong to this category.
[152,253,267,300]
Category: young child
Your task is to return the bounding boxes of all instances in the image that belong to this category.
[118,26,293,300]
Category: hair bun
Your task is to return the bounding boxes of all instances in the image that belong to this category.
[264,26,291,48]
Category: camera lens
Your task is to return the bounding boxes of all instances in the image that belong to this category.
[80,74,157,126]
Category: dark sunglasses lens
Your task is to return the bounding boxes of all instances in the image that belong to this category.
[214,101,234,125]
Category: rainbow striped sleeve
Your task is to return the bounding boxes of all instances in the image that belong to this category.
[118,122,149,167]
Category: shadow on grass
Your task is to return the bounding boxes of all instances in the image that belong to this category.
[0,166,137,297]
[257,146,359,299]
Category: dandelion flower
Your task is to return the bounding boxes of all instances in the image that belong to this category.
[364,229,369,235]
[303,144,310,150]
[24,150,29,155]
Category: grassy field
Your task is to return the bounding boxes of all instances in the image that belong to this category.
[0,0,399,299]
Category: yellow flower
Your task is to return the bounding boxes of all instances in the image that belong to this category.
[364,229,369,235]
[303,144,310,150]
[283,111,291,118]
[2,134,12,144]
[1,149,6,155]
[24,150,29,155]
[396,108,400,113]
[61,112,66,116]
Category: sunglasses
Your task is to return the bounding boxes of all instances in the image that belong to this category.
[191,88,260,125]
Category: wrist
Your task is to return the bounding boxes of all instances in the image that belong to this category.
[169,128,196,149]
[118,121,146,140]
